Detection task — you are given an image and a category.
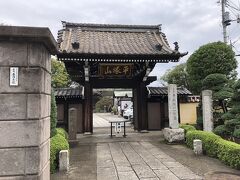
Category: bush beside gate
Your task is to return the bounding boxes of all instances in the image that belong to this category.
[186,130,240,169]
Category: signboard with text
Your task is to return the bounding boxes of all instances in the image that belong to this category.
[10,67,19,86]
[99,64,133,78]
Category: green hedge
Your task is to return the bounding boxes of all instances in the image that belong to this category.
[217,139,240,169]
[186,130,240,169]
[50,128,69,173]
[186,130,221,157]
[50,89,57,137]
[56,128,69,140]
[179,124,196,135]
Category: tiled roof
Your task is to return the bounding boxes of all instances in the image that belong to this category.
[57,21,187,62]
[147,87,192,96]
[54,87,83,98]
[54,86,192,98]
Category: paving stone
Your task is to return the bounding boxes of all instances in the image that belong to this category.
[147,160,168,170]
[116,165,133,172]
[97,166,118,180]
[97,145,112,162]
[68,165,97,180]
[93,113,110,127]
[109,143,130,165]
[154,169,180,180]
[120,143,145,165]
[139,141,155,148]
[170,167,203,179]
[132,164,157,179]
[130,142,157,163]
[162,161,185,168]
[97,160,115,168]
[118,171,139,180]
[140,142,168,156]
[155,154,176,162]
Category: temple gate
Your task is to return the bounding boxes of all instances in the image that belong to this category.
[57,21,186,133]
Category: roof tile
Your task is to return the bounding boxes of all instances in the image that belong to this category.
[55,87,83,98]
[58,22,184,58]
[148,87,192,96]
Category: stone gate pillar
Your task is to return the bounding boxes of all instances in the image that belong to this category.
[168,84,179,128]
[163,84,184,143]
[202,90,213,132]
[68,108,77,141]
[0,26,57,179]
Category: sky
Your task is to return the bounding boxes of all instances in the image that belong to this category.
[1,0,240,86]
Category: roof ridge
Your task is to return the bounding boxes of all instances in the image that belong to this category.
[62,21,161,30]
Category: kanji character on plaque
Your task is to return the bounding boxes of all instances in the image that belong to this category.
[123,65,129,75]
[104,66,112,75]
[113,66,121,74]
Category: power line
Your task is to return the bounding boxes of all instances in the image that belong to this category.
[226,3,239,17]
[227,0,240,10]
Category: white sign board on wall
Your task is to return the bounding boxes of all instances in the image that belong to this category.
[121,101,133,110]
[10,67,19,86]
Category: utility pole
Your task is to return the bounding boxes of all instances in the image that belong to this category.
[222,0,228,43]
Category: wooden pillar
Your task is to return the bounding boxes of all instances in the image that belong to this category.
[137,82,148,131]
[64,101,69,132]
[84,82,93,133]
[133,88,139,130]
[160,100,165,129]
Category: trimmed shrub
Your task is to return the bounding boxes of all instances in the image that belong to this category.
[51,89,57,137]
[56,128,68,140]
[221,112,235,121]
[233,128,240,138]
[186,130,221,157]
[50,128,69,173]
[179,124,196,135]
[225,119,240,133]
[186,130,240,169]
[213,125,231,138]
[217,139,240,169]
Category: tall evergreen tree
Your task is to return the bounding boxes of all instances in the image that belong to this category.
[187,42,237,94]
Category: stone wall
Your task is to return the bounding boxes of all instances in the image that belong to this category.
[0,26,57,180]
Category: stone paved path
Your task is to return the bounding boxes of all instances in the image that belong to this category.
[97,141,202,180]
[51,128,240,180]
[51,127,240,180]
[93,113,131,128]
[93,113,110,127]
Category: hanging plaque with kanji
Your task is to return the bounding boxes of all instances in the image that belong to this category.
[99,63,133,78]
